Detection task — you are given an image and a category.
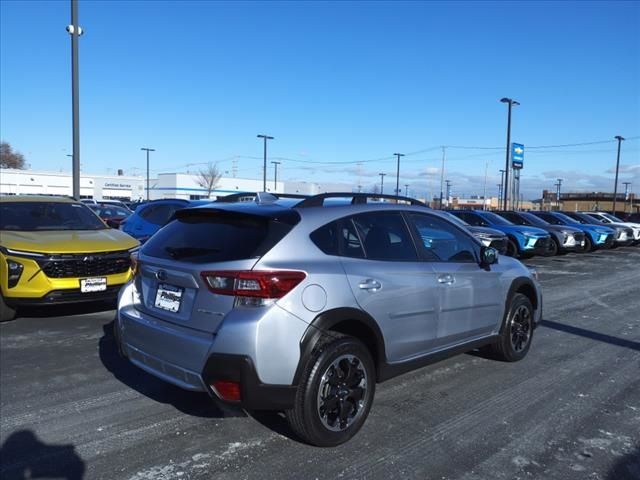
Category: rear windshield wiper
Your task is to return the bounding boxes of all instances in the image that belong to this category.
[164,246,221,259]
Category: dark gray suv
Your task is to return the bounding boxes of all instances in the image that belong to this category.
[116,193,542,446]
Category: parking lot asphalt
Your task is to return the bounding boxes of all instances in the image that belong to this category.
[1,247,639,480]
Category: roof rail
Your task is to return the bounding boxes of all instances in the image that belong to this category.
[215,192,310,204]
[295,192,426,208]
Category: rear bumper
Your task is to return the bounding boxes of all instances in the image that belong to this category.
[202,354,297,410]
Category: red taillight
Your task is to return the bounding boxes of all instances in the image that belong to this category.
[212,380,241,402]
[201,270,306,299]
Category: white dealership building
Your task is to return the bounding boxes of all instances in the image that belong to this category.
[0,168,350,200]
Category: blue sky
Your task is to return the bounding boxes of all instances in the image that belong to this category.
[1,0,639,199]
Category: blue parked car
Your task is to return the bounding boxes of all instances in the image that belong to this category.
[529,211,615,252]
[121,199,212,243]
[450,210,550,257]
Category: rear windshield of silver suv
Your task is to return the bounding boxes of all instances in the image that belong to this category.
[141,209,295,263]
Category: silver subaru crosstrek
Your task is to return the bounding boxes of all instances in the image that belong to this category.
[116,193,542,446]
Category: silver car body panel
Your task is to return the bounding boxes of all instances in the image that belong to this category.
[117,203,542,391]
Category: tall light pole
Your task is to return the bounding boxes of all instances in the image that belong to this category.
[379,173,386,194]
[271,161,281,191]
[623,182,631,213]
[555,178,563,210]
[500,98,520,210]
[439,146,446,209]
[612,135,625,213]
[257,134,274,192]
[394,152,404,196]
[405,184,409,197]
[67,0,83,199]
[141,147,155,200]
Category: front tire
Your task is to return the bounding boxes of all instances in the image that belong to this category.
[580,234,593,253]
[505,238,519,258]
[0,294,17,323]
[286,334,375,447]
[543,238,559,257]
[489,293,534,362]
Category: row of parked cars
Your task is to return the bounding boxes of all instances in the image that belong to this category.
[0,192,637,447]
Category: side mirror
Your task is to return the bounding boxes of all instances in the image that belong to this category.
[480,246,499,267]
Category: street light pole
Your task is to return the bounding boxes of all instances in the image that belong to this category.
[405,184,409,197]
[612,135,625,213]
[379,173,386,194]
[439,146,446,209]
[67,0,83,200]
[257,134,274,192]
[555,178,563,210]
[271,161,281,191]
[393,153,404,196]
[622,182,631,213]
[140,148,155,200]
[500,98,520,210]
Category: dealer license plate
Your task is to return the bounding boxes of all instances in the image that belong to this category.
[154,283,183,313]
[80,277,107,293]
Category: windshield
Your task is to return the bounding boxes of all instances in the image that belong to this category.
[602,213,623,223]
[480,211,513,226]
[553,212,579,224]
[565,212,599,225]
[440,211,470,226]
[94,205,131,217]
[0,202,107,231]
[520,212,549,226]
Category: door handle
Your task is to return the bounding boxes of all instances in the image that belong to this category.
[437,274,455,285]
[358,279,381,291]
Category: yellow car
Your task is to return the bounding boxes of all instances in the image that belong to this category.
[0,196,139,322]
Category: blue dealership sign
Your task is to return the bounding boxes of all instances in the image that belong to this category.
[511,143,524,169]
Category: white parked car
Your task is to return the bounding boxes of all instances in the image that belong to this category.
[582,212,640,244]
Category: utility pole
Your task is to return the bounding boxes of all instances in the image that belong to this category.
[67,0,83,199]
[623,182,631,213]
[379,173,386,195]
[439,146,446,209]
[271,161,281,191]
[405,184,409,197]
[445,180,452,208]
[612,136,625,213]
[257,134,274,192]
[555,178,563,210]
[500,98,520,210]
[482,159,489,210]
[393,153,404,196]
[141,148,155,200]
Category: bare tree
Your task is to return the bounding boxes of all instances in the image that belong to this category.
[195,162,222,198]
[0,142,26,169]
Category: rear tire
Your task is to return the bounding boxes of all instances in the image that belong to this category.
[0,294,17,323]
[489,293,534,362]
[286,334,375,447]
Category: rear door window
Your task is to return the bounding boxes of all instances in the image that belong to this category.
[352,212,417,261]
[141,210,293,263]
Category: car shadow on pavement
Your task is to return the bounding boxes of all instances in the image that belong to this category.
[0,430,85,480]
[16,300,117,319]
[540,319,640,352]
[98,320,245,419]
[608,446,640,480]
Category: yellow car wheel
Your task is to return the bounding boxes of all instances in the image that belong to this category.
[0,294,17,322]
